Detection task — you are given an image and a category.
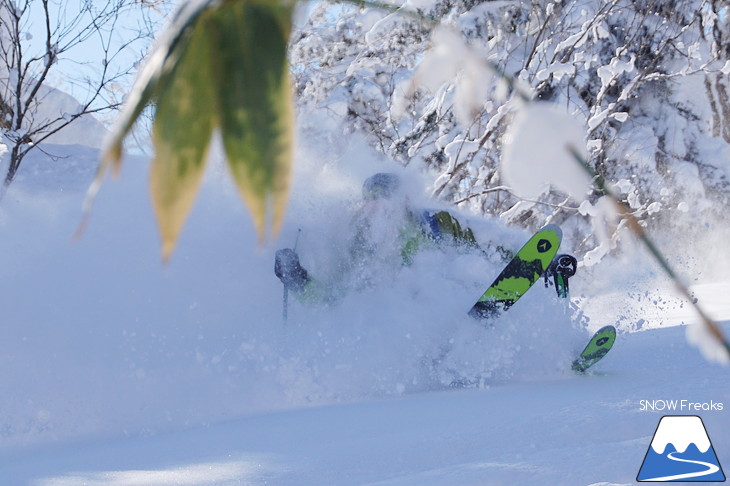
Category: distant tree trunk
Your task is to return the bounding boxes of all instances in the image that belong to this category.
[4,145,23,187]
[705,76,722,138]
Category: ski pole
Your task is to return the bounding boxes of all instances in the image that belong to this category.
[283,286,288,322]
[283,229,302,323]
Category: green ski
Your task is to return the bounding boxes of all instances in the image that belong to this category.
[468,224,562,319]
[572,325,616,373]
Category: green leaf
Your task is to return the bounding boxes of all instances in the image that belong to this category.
[150,10,217,261]
[100,0,214,177]
[79,0,216,242]
[207,0,294,239]
[81,0,296,260]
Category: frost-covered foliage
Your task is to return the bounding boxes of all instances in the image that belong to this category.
[291,0,730,261]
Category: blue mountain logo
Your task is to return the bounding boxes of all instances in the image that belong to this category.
[637,415,725,482]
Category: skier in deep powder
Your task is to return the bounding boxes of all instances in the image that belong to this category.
[273,172,610,375]
[274,172,509,306]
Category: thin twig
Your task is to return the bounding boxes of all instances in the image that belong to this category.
[567,145,730,358]
[454,186,581,211]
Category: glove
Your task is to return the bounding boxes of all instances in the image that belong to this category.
[275,248,310,291]
[549,254,577,278]
[545,253,578,298]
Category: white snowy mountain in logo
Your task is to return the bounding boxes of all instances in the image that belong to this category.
[650,416,711,454]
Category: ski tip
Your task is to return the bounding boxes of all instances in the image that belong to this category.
[536,224,562,249]
[597,325,617,334]
[540,224,562,239]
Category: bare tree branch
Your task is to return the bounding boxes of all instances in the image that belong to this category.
[0,0,167,193]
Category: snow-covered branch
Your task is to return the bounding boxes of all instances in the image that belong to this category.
[293,0,728,259]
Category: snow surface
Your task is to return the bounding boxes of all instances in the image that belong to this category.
[0,135,728,486]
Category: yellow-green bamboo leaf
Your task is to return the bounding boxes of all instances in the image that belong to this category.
[101,0,214,176]
[207,0,294,240]
[150,11,217,261]
[81,0,216,238]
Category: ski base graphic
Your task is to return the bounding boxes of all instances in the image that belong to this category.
[468,224,562,320]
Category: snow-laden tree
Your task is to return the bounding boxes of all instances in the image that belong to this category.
[291,0,730,262]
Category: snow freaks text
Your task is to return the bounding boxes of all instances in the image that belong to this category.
[640,400,724,412]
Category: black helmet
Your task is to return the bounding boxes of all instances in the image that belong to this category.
[362,173,401,200]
